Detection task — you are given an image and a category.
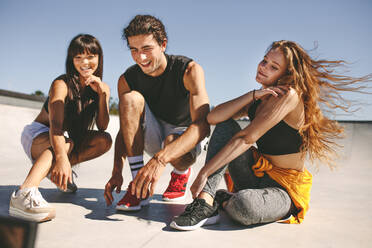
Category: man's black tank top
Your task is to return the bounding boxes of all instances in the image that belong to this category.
[248,100,303,155]
[124,54,192,126]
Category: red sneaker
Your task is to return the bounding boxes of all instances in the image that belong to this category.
[116,182,149,211]
[162,168,192,202]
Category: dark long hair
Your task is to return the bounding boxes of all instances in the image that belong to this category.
[61,34,103,152]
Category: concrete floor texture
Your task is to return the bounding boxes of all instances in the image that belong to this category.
[1,102,372,248]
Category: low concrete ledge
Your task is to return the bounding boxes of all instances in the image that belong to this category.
[0,89,46,109]
[0,89,46,102]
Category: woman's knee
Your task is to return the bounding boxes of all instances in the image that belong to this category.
[97,131,112,153]
[210,119,241,145]
[65,137,74,154]
[214,119,241,133]
[225,191,260,226]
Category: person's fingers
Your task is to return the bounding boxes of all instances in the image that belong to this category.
[68,172,73,184]
[116,184,121,194]
[84,78,91,86]
[131,178,137,195]
[104,192,112,206]
[149,179,158,197]
[133,172,146,198]
[104,183,114,204]
[276,86,289,94]
[52,172,56,183]
[57,174,63,188]
[142,180,150,198]
[106,191,113,205]
[275,87,286,94]
[63,175,68,191]
[135,177,145,199]
[269,89,279,97]
[103,194,109,205]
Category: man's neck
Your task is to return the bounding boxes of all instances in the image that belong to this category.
[148,53,167,77]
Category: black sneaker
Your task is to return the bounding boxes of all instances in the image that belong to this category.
[214,189,233,209]
[47,170,78,193]
[170,198,219,231]
[65,170,78,193]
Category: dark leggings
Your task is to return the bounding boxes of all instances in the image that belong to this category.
[202,119,293,226]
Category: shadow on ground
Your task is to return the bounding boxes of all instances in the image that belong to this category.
[0,185,191,226]
[1,185,255,231]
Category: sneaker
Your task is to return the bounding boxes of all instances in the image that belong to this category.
[9,187,56,222]
[214,189,233,209]
[116,182,150,211]
[170,198,219,231]
[47,170,78,193]
[162,168,192,202]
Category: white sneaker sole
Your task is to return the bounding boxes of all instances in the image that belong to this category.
[170,214,220,231]
[162,194,187,202]
[162,168,193,202]
[116,198,150,211]
[9,206,54,222]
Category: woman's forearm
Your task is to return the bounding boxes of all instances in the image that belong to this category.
[96,91,110,130]
[200,133,253,177]
[207,90,255,125]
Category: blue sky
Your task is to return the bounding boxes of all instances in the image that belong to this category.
[1,0,371,120]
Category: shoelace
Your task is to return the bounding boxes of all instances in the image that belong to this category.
[166,173,187,192]
[26,188,47,208]
[182,199,207,219]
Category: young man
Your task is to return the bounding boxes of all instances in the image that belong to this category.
[104,15,210,211]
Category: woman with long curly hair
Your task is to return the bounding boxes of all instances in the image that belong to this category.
[9,34,112,222]
[170,40,370,231]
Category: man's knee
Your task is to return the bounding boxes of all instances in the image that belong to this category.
[119,91,144,110]
[163,133,179,146]
[171,154,195,171]
[164,133,196,170]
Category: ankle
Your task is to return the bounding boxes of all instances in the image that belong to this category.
[198,192,214,206]
[19,183,37,190]
[172,167,189,175]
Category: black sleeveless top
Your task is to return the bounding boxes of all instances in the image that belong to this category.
[248,100,303,155]
[124,54,192,126]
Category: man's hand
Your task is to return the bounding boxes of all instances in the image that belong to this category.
[104,173,123,206]
[131,157,166,199]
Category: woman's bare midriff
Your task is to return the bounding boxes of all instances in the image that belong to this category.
[34,108,50,127]
[263,152,305,172]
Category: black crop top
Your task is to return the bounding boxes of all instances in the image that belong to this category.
[248,100,302,155]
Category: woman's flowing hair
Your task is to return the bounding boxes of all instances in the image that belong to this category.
[62,34,103,152]
[269,40,371,168]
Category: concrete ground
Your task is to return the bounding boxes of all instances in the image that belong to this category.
[1,102,372,248]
